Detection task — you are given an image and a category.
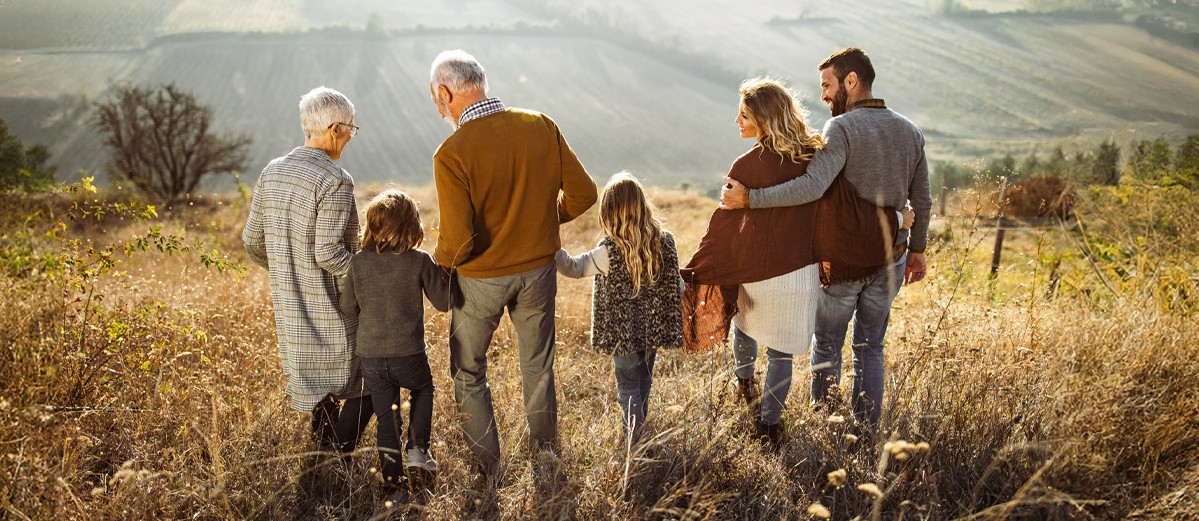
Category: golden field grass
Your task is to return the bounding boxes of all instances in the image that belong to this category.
[0,181,1197,520]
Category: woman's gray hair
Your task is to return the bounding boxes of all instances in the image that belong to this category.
[298,86,355,139]
[430,50,488,94]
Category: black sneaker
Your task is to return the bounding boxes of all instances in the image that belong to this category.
[374,479,410,516]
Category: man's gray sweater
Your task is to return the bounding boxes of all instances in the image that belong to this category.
[340,249,451,358]
[748,102,932,252]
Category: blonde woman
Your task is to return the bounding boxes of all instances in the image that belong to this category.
[681,78,910,447]
[556,172,684,442]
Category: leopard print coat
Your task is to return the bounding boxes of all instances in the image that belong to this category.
[591,232,684,356]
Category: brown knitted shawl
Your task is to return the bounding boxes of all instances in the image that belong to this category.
[679,145,899,352]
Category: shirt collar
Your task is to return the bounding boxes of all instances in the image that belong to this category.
[292,146,332,161]
[457,97,507,127]
[847,98,887,113]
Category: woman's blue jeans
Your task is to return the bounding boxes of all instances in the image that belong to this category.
[732,327,793,426]
[613,348,657,438]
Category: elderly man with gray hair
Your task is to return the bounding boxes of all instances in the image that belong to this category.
[243,86,372,454]
[429,49,597,477]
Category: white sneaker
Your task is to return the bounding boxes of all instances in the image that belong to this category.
[406,447,438,493]
[406,447,439,472]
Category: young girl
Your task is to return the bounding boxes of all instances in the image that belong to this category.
[340,189,450,497]
[556,172,684,441]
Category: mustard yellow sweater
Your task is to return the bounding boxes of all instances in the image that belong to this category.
[433,108,598,278]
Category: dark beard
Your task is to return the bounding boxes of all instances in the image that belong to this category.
[830,80,849,117]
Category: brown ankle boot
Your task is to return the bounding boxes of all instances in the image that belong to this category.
[737,377,760,414]
[755,419,783,451]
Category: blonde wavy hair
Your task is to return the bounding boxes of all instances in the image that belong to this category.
[739,77,824,162]
[599,172,665,296]
[360,189,424,253]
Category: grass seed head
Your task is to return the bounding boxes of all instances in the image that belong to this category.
[827,469,847,487]
[857,483,883,498]
[807,502,831,519]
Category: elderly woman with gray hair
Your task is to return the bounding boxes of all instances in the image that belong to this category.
[243,86,372,454]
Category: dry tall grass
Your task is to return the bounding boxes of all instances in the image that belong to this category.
[0,180,1196,520]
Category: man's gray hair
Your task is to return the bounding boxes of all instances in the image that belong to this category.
[298,86,355,139]
[430,50,488,94]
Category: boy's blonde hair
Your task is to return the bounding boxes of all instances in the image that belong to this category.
[739,77,824,163]
[361,189,423,253]
[599,172,664,295]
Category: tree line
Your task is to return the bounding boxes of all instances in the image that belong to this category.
[933,136,1199,217]
[3,83,1198,214]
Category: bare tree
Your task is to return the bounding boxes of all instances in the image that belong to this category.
[93,83,249,203]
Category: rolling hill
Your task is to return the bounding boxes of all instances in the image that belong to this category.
[0,0,1196,189]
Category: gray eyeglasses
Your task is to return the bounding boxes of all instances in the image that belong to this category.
[328,122,359,137]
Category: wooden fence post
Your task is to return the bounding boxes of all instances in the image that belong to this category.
[939,171,948,217]
[990,229,1006,279]
[989,177,1009,280]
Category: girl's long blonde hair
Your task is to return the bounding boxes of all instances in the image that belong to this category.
[360,189,424,253]
[599,172,664,295]
[739,77,824,162]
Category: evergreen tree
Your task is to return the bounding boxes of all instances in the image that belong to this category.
[1019,152,1041,176]
[1127,137,1173,182]
[1045,147,1068,177]
[1176,135,1199,171]
[0,118,56,192]
[987,153,1018,178]
[1172,135,1199,190]
[1092,139,1121,185]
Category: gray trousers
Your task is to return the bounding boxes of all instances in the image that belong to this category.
[449,262,558,474]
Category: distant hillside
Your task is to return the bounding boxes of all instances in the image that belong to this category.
[0,30,747,188]
[551,0,1199,159]
[0,0,1196,188]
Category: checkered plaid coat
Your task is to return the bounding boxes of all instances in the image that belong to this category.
[242,146,364,413]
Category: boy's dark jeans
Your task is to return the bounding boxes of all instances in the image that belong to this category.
[362,353,435,489]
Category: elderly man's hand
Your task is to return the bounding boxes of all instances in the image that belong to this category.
[719,177,749,210]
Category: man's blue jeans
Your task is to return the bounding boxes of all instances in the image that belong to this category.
[811,253,906,425]
[732,327,793,426]
[613,348,657,440]
[449,263,558,475]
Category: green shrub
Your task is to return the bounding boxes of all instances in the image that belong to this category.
[0,118,55,193]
